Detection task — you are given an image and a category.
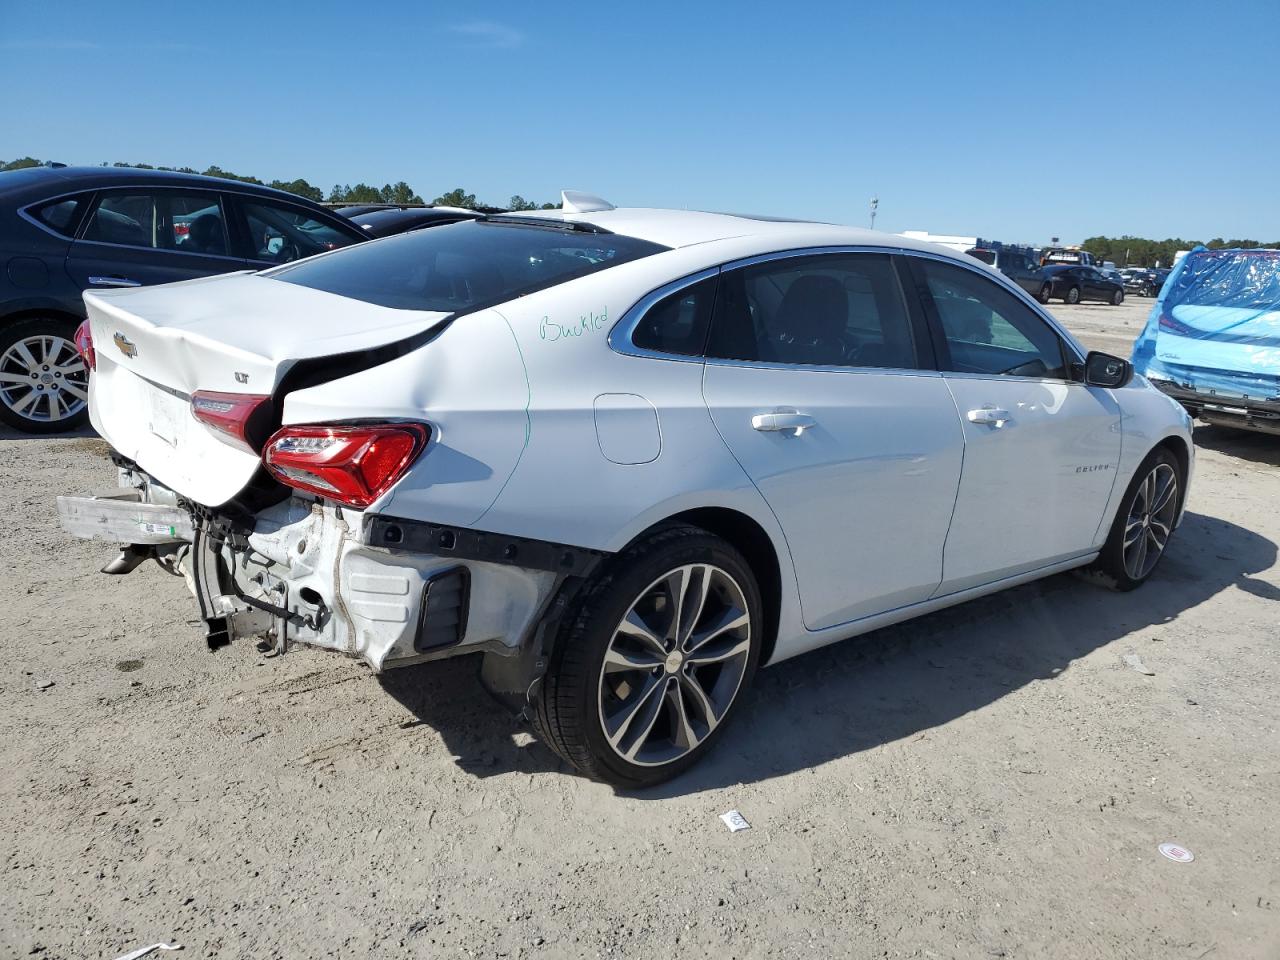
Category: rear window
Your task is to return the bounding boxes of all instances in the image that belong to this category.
[268,219,669,312]
[1165,250,1280,311]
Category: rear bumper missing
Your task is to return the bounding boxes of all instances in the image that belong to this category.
[59,469,598,672]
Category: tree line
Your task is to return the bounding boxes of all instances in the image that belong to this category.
[1080,235,1280,268]
[6,158,1278,248]
[0,156,557,211]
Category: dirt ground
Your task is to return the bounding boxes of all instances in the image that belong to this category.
[2,295,1277,960]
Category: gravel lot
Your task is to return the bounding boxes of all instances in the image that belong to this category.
[2,295,1277,959]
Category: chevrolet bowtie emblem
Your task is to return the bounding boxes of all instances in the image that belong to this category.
[113,332,137,359]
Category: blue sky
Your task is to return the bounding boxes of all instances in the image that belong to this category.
[3,0,1277,243]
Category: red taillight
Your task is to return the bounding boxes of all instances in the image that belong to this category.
[262,423,429,508]
[73,320,95,371]
[191,390,271,452]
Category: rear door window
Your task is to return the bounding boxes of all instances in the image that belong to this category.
[705,252,919,369]
[269,219,669,312]
[81,191,228,255]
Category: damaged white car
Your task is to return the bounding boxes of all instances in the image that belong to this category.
[60,193,1194,786]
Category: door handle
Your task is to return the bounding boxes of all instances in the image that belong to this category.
[751,410,817,436]
[88,276,141,287]
[967,406,1012,427]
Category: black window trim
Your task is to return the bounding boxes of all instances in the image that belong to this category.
[902,252,1082,383]
[72,185,244,264]
[17,189,96,241]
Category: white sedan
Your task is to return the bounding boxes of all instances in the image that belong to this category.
[60,193,1194,786]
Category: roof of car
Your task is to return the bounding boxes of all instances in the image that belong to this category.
[0,164,328,205]
[355,207,481,226]
[501,206,956,256]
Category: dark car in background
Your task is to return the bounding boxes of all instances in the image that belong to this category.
[350,206,483,239]
[1039,264,1125,305]
[966,246,1047,299]
[1123,267,1171,298]
[0,165,366,433]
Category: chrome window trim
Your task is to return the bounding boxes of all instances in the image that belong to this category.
[70,237,247,265]
[703,357,943,378]
[607,267,720,364]
[608,244,1086,378]
[17,190,94,241]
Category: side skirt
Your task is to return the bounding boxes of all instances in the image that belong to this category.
[766,552,1098,665]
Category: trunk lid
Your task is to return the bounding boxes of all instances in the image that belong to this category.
[85,272,448,506]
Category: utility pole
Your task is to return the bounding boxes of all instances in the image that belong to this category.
[869,196,879,230]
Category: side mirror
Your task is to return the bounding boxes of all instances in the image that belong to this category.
[1083,351,1133,388]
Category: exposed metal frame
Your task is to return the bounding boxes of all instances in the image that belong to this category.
[365,514,608,578]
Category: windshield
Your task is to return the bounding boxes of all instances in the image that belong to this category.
[268,219,669,312]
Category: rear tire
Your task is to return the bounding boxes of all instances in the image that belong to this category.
[1036,285,1052,304]
[1065,286,1081,305]
[1086,447,1182,591]
[531,524,762,787]
[0,315,90,433]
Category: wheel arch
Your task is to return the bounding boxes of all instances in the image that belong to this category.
[0,304,85,329]
[1153,433,1192,516]
[1100,429,1193,546]
[640,506,784,667]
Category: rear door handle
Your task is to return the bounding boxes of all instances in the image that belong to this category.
[88,275,141,287]
[751,410,817,436]
[967,406,1012,427]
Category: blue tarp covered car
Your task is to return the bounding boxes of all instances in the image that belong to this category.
[1132,247,1280,434]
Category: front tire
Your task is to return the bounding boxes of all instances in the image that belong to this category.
[1065,286,1081,305]
[0,316,90,433]
[1036,285,1052,304]
[1112,289,1125,305]
[532,525,763,787]
[1088,448,1182,591]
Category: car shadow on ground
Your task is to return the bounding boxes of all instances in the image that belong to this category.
[0,423,97,442]
[374,510,1279,794]
[1193,423,1280,467]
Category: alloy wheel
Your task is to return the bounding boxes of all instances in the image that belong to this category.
[597,563,752,768]
[1123,463,1178,580]
[0,334,88,424]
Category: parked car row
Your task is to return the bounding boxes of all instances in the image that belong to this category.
[966,247,1126,307]
[1121,267,1172,298]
